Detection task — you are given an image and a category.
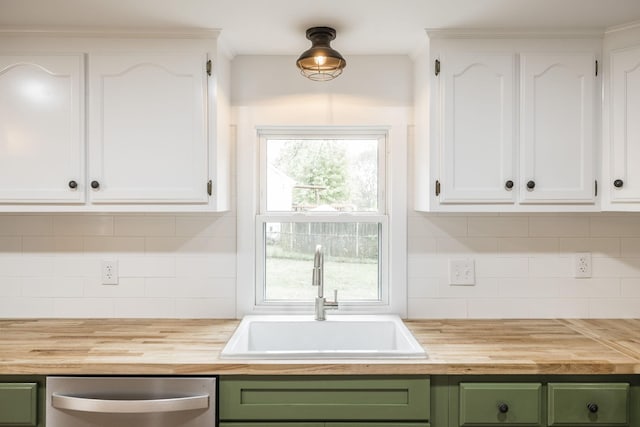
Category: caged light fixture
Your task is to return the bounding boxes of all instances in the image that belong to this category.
[296,26,346,81]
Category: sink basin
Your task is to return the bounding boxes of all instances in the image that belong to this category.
[220,315,427,359]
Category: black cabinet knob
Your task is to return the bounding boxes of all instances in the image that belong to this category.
[505,180,514,190]
[587,403,598,413]
[498,403,509,413]
[526,180,536,190]
[614,179,624,188]
[90,180,100,189]
[68,180,78,189]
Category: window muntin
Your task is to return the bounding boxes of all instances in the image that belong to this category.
[257,130,387,306]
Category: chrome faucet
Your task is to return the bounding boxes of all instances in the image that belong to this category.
[312,244,338,320]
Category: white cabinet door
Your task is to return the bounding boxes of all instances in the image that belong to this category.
[520,53,596,204]
[89,53,208,204]
[0,55,84,203]
[609,46,640,204]
[439,53,516,204]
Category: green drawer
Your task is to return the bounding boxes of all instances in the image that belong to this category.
[459,383,542,426]
[548,383,629,426]
[0,383,37,426]
[219,376,430,421]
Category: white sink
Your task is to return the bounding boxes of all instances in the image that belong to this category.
[220,315,427,359]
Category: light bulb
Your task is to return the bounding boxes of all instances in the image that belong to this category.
[314,55,327,66]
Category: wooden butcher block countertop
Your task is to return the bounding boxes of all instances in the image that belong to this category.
[1,318,639,375]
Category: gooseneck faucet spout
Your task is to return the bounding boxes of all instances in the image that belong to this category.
[311,244,338,320]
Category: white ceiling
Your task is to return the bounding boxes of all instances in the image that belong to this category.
[2,0,640,56]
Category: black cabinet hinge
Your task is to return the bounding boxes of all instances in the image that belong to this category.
[435,180,441,196]
[435,59,440,76]
[207,179,213,196]
[595,60,598,76]
[206,60,212,76]
[595,180,598,197]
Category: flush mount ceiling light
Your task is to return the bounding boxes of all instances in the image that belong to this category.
[296,26,346,81]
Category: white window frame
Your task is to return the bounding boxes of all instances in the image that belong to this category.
[238,123,413,318]
[255,128,389,310]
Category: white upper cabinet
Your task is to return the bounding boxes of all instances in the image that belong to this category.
[0,32,230,212]
[606,45,640,207]
[88,53,208,204]
[439,53,516,204]
[415,35,601,212]
[520,53,596,204]
[0,54,85,203]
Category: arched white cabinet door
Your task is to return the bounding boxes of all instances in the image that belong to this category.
[609,46,640,204]
[88,53,209,204]
[439,53,516,204]
[520,53,596,204]
[0,55,85,203]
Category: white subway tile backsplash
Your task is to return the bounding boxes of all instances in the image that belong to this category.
[408,215,467,237]
[114,298,176,317]
[84,277,146,298]
[115,215,176,237]
[22,237,84,254]
[529,216,590,237]
[175,297,236,318]
[53,215,114,236]
[468,216,528,237]
[0,277,21,296]
[498,238,558,255]
[118,256,176,277]
[22,277,85,297]
[0,237,22,253]
[0,215,53,236]
[144,237,235,254]
[588,298,640,318]
[175,214,236,237]
[84,237,146,255]
[591,215,640,237]
[436,237,498,255]
[408,298,468,318]
[2,209,640,319]
[53,298,115,318]
[621,278,640,297]
[558,237,620,257]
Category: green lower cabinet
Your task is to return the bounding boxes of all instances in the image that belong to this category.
[0,383,38,426]
[547,383,629,426]
[459,383,542,426]
[219,376,430,422]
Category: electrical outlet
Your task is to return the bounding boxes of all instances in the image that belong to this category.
[574,252,592,278]
[101,260,119,285]
[449,259,475,285]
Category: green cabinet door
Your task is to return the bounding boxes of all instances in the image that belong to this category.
[219,423,429,427]
[0,383,37,426]
[548,383,629,426]
[219,376,430,421]
[459,383,543,426]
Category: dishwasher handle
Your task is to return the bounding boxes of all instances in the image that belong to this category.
[51,393,209,413]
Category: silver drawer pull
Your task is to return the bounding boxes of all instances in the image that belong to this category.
[51,393,209,413]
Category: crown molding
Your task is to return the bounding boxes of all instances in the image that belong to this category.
[605,20,640,35]
[425,28,604,39]
[0,26,221,39]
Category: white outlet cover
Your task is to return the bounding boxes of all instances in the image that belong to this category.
[101,260,119,285]
[574,252,592,278]
[449,259,475,286]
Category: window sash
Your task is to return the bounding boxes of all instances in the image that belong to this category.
[255,128,389,309]
[255,214,389,307]
[258,132,387,215]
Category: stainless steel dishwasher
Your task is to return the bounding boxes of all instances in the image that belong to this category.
[46,376,216,427]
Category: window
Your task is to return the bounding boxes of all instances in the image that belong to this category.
[256,129,388,307]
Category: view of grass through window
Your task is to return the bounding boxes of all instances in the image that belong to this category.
[263,138,382,302]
